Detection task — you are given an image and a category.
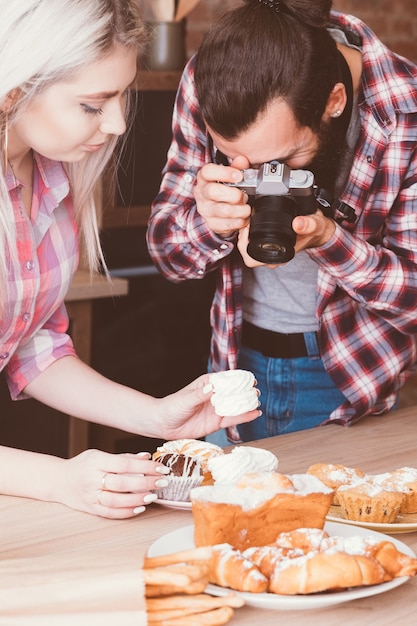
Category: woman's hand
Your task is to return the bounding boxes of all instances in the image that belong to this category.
[150,373,261,441]
[60,449,171,519]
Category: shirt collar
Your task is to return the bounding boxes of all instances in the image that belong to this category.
[5,152,70,206]
[33,152,70,206]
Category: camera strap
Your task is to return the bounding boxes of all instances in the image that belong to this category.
[315,187,357,224]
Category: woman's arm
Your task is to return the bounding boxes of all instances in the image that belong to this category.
[24,355,261,441]
[0,445,171,519]
[11,357,260,518]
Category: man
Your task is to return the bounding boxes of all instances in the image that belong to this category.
[147,0,417,444]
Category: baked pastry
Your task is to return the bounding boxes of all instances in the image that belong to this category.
[372,466,417,514]
[273,527,330,552]
[268,550,387,594]
[207,445,278,484]
[326,535,417,578]
[152,439,224,501]
[307,463,366,505]
[203,369,259,416]
[336,481,405,523]
[209,543,268,592]
[191,471,333,551]
[210,531,417,595]
[242,544,303,578]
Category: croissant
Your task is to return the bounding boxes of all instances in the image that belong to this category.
[273,527,330,552]
[321,535,417,579]
[206,531,417,597]
[242,545,302,578]
[366,541,417,578]
[209,543,268,593]
[269,551,387,595]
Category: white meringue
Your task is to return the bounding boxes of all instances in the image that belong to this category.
[203,369,259,416]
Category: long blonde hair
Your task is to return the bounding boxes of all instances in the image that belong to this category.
[0,0,146,308]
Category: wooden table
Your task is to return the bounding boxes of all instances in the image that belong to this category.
[1,406,417,624]
[65,269,129,457]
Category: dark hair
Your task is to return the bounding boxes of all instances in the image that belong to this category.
[194,0,340,138]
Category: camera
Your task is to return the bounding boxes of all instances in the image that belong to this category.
[228,161,317,263]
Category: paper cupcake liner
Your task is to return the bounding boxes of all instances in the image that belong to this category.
[155,475,203,502]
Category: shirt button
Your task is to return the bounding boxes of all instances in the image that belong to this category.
[26,260,35,271]
[197,269,204,275]
[0,352,9,360]
[22,313,31,322]
[184,173,194,184]
[219,243,229,250]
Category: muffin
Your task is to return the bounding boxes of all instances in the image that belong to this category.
[152,438,224,501]
[307,463,366,505]
[372,467,417,514]
[337,481,405,523]
[191,471,333,550]
[203,369,259,416]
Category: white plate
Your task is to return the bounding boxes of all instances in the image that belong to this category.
[154,498,192,510]
[327,506,417,534]
[147,521,415,610]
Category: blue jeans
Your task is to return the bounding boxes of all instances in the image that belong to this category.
[206,332,346,446]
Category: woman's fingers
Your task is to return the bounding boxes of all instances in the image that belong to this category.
[67,449,173,519]
[98,469,169,496]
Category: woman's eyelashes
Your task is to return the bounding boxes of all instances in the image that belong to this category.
[81,103,104,116]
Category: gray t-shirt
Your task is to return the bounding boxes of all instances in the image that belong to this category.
[242,253,319,332]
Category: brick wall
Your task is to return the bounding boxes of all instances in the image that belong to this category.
[185,0,417,62]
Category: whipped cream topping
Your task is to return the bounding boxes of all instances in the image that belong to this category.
[203,370,258,416]
[207,446,278,483]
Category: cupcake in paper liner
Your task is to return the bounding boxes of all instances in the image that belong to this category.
[153,452,205,501]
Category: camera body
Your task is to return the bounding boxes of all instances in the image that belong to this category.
[229,161,316,263]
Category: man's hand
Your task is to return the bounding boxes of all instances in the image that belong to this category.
[237,210,336,268]
[194,155,252,237]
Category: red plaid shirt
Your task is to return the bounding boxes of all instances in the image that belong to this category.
[2,154,77,399]
[147,12,417,425]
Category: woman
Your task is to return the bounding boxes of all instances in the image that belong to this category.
[0,0,260,518]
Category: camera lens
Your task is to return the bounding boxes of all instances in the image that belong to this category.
[247,196,297,264]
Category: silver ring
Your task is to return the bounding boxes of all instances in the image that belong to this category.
[102,473,108,490]
[97,490,103,505]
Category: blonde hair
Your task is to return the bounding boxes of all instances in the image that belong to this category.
[0,0,146,309]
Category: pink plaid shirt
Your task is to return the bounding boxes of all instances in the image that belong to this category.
[2,153,78,399]
[147,12,417,426]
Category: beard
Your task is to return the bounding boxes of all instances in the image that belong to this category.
[306,116,349,195]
